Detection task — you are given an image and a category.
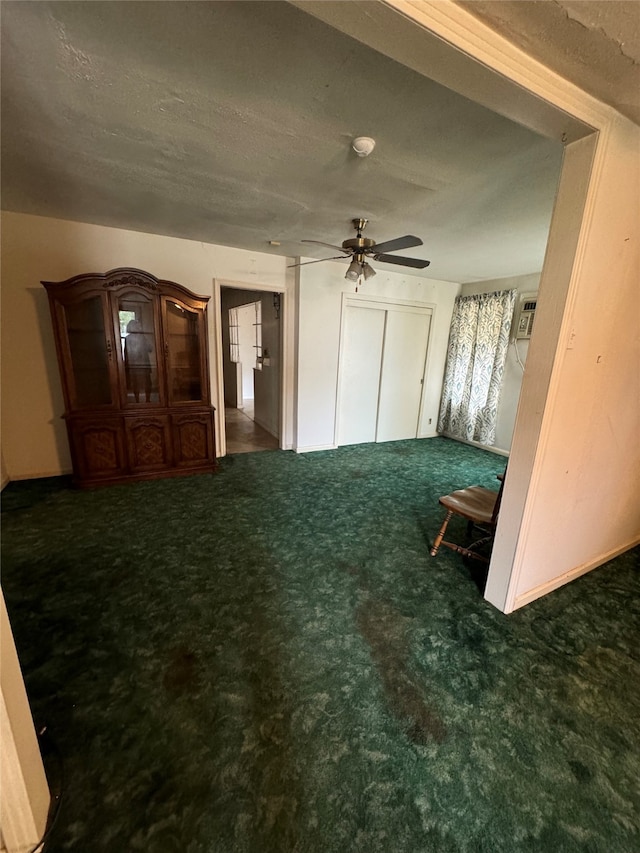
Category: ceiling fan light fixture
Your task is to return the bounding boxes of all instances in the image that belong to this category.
[345,259,361,281]
[352,136,376,158]
[363,262,376,280]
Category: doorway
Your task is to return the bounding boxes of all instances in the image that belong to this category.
[220,286,281,454]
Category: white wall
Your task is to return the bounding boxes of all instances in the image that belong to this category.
[296,260,460,451]
[0,212,290,479]
[461,273,540,452]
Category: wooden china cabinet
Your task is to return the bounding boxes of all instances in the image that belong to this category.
[43,267,217,487]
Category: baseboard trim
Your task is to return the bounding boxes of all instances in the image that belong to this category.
[295,444,338,454]
[253,415,278,439]
[440,433,510,457]
[514,536,640,609]
[7,469,72,482]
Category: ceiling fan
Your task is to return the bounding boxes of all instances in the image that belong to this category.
[290,218,430,283]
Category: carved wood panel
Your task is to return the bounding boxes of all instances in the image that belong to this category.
[72,419,126,480]
[125,416,172,472]
[172,412,215,468]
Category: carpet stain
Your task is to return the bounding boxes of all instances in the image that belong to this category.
[391,446,412,456]
[357,598,446,745]
[163,646,198,696]
[337,559,361,577]
[569,761,593,783]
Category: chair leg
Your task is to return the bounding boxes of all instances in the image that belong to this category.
[430,510,453,557]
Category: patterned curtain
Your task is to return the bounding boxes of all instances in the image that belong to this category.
[437,289,517,446]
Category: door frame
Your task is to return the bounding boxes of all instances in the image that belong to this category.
[212,278,291,457]
[334,292,435,448]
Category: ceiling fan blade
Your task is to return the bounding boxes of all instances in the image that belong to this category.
[287,255,348,268]
[302,239,350,253]
[369,235,423,254]
[372,253,431,269]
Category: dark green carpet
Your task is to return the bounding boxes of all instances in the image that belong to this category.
[2,438,639,853]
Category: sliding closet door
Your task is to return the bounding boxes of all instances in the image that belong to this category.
[336,306,385,446]
[336,298,432,447]
[376,310,431,442]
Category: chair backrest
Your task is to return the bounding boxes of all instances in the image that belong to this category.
[491,470,507,527]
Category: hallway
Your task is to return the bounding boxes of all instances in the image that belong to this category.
[224,403,279,454]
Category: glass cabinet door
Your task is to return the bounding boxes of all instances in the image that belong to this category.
[62,295,113,408]
[163,297,205,404]
[116,291,162,406]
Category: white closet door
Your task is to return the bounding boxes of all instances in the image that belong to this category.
[376,309,431,442]
[337,306,385,446]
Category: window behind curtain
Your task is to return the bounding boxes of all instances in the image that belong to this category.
[437,289,517,446]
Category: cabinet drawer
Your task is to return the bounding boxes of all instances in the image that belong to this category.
[125,415,173,472]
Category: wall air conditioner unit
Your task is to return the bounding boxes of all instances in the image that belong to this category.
[513,293,538,340]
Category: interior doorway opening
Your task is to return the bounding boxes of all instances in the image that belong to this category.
[220,286,282,455]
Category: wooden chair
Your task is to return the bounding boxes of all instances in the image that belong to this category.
[430,473,505,563]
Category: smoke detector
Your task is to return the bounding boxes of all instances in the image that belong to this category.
[352,136,376,158]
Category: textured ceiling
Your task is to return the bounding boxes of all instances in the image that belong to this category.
[458,1,640,125]
[1,1,618,283]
